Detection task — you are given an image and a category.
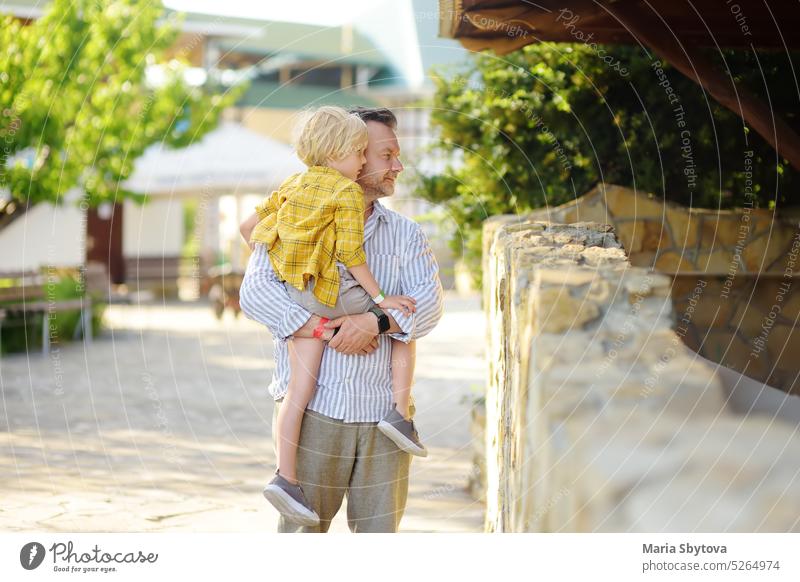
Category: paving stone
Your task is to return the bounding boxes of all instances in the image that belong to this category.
[0,294,485,532]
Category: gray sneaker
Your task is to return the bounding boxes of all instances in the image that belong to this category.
[377,404,428,457]
[262,471,320,526]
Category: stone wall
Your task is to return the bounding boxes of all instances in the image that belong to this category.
[483,218,800,532]
[524,184,800,395]
[526,184,798,274]
[673,274,800,394]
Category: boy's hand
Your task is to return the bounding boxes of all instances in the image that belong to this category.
[378,294,416,316]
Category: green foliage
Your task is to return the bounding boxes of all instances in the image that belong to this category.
[420,43,799,284]
[0,269,104,353]
[43,269,105,345]
[182,198,199,257]
[0,0,245,207]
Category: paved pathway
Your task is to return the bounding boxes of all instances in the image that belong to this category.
[0,292,485,532]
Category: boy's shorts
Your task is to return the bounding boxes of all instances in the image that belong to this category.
[284,266,374,319]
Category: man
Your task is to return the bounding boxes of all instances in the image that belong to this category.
[238,107,444,532]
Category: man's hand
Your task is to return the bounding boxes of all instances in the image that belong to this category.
[325,312,380,355]
[290,314,378,355]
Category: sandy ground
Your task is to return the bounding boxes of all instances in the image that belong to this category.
[0,292,486,533]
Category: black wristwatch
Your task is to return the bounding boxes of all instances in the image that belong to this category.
[368,305,391,333]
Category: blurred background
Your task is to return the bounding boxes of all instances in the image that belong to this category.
[2,0,800,534]
[0,0,487,533]
[0,0,471,319]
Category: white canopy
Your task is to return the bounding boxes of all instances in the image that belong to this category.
[124,122,305,196]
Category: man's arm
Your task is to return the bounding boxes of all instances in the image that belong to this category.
[239,244,379,353]
[239,211,260,249]
[326,224,444,352]
[238,244,313,340]
[384,224,444,343]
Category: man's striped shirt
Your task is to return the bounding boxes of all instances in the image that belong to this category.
[239,199,444,423]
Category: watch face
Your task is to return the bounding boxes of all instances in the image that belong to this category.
[369,306,390,333]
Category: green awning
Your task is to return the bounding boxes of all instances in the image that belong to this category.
[237,81,379,110]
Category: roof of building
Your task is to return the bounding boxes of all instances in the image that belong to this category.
[187,14,390,67]
[237,81,379,109]
[439,0,800,54]
[124,121,305,195]
[0,2,391,67]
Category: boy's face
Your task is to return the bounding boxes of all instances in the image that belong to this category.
[330,148,367,182]
[357,121,403,199]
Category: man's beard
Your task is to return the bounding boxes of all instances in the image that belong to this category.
[359,171,395,199]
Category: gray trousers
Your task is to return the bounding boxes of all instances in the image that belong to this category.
[272,402,413,533]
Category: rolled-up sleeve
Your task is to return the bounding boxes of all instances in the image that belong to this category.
[386,225,444,343]
[239,243,311,340]
[255,173,299,220]
[255,190,284,221]
[333,184,367,268]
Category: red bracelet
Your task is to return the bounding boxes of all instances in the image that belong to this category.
[312,317,330,339]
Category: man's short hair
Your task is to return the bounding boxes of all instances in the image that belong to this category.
[348,107,397,130]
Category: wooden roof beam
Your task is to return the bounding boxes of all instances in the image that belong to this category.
[605,1,800,171]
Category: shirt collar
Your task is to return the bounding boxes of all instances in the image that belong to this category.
[369,199,389,223]
[363,199,389,244]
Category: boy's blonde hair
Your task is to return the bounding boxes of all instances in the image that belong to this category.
[294,106,369,167]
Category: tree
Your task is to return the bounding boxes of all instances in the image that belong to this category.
[0,0,244,208]
[421,43,799,283]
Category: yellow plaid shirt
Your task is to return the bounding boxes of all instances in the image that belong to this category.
[250,166,367,308]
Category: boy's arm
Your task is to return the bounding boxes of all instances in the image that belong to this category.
[347,263,381,299]
[240,186,290,247]
[333,183,367,268]
[255,189,284,220]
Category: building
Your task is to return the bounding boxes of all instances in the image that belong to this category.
[0,1,468,294]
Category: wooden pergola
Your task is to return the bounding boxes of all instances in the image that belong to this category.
[439,0,800,170]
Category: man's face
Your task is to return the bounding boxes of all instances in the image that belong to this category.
[356,120,403,199]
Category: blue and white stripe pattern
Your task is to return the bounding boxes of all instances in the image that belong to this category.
[239,200,445,422]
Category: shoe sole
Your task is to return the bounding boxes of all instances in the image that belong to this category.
[262,485,320,527]
[377,420,428,457]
